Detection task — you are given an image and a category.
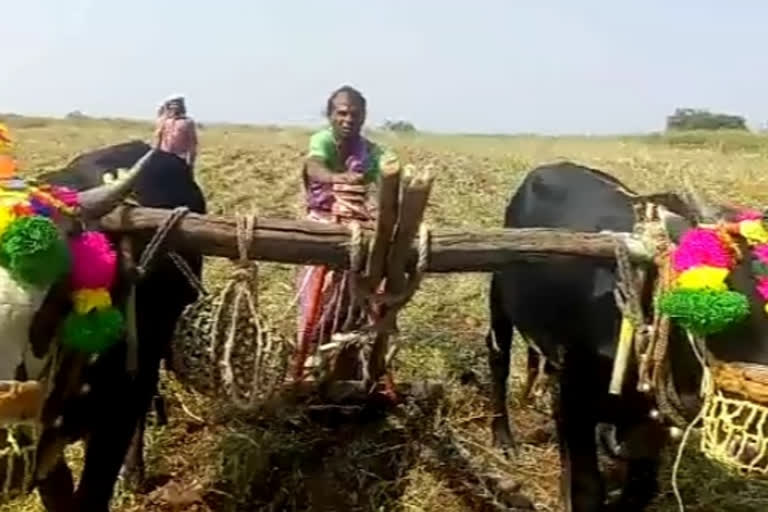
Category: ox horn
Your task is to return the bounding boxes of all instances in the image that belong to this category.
[77,149,156,218]
[683,175,720,222]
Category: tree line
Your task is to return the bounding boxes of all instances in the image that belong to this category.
[666,108,748,131]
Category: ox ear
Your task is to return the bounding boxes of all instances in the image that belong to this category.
[660,208,694,245]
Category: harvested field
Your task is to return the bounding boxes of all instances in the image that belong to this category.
[4,117,768,511]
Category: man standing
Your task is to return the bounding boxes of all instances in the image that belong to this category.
[154,94,198,170]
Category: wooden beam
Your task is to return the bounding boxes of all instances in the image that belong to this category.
[98,205,655,272]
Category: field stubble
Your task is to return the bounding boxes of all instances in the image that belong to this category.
[4,119,768,511]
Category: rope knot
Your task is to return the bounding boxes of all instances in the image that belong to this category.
[231,266,255,282]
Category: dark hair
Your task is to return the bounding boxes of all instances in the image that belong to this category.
[325,85,366,117]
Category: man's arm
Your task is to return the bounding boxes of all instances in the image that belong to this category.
[304,131,361,184]
[153,118,164,148]
[186,119,198,167]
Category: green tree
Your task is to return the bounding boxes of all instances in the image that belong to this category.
[666,108,747,131]
[381,120,417,133]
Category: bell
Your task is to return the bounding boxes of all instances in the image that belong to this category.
[669,427,684,440]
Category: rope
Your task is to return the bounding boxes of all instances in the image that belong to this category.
[207,214,286,408]
[133,207,190,279]
[613,238,643,327]
[168,252,207,297]
[671,332,711,512]
[671,405,704,512]
[124,206,193,375]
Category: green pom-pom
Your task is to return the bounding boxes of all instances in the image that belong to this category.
[60,307,125,353]
[0,216,69,287]
[658,289,750,336]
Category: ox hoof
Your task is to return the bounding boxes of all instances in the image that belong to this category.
[120,465,145,493]
[491,419,518,457]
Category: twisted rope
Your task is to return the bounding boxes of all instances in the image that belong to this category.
[204,214,287,408]
[133,207,190,279]
[124,206,200,374]
[613,238,643,327]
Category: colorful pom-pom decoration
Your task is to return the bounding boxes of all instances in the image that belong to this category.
[0,155,16,180]
[0,206,16,235]
[0,169,125,355]
[660,213,768,336]
[658,289,750,336]
[0,123,12,152]
[736,209,764,222]
[0,215,70,287]
[672,228,733,272]
[72,288,112,315]
[675,266,729,291]
[64,230,122,353]
[69,231,117,290]
[60,307,125,353]
[739,220,768,245]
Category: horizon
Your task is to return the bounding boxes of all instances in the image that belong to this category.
[4,1,768,136]
[4,111,762,139]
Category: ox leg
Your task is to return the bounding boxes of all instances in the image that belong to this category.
[554,354,604,512]
[122,417,146,492]
[520,346,540,406]
[153,393,168,426]
[612,421,666,511]
[37,460,74,512]
[486,275,516,452]
[73,347,156,512]
[122,374,166,490]
[74,394,140,512]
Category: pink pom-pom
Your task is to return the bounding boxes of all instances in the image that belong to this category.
[51,186,79,208]
[736,209,763,221]
[673,228,732,272]
[756,277,768,301]
[754,244,768,265]
[69,231,117,289]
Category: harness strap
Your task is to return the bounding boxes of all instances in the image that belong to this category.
[124,206,202,375]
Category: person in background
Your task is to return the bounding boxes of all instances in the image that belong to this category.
[154,95,198,170]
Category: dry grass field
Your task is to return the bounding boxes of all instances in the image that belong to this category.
[4,116,768,511]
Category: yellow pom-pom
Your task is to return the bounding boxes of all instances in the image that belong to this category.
[72,288,112,314]
[0,123,12,153]
[676,266,729,291]
[739,220,768,245]
[0,206,16,236]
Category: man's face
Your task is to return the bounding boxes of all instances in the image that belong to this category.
[330,92,364,141]
[166,100,182,115]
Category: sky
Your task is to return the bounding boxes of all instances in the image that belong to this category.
[3,1,768,135]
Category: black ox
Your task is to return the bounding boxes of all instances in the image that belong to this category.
[486,161,768,511]
[17,140,206,511]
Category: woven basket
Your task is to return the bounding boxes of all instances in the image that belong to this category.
[0,422,39,503]
[700,389,768,478]
[0,379,46,503]
[171,267,291,410]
